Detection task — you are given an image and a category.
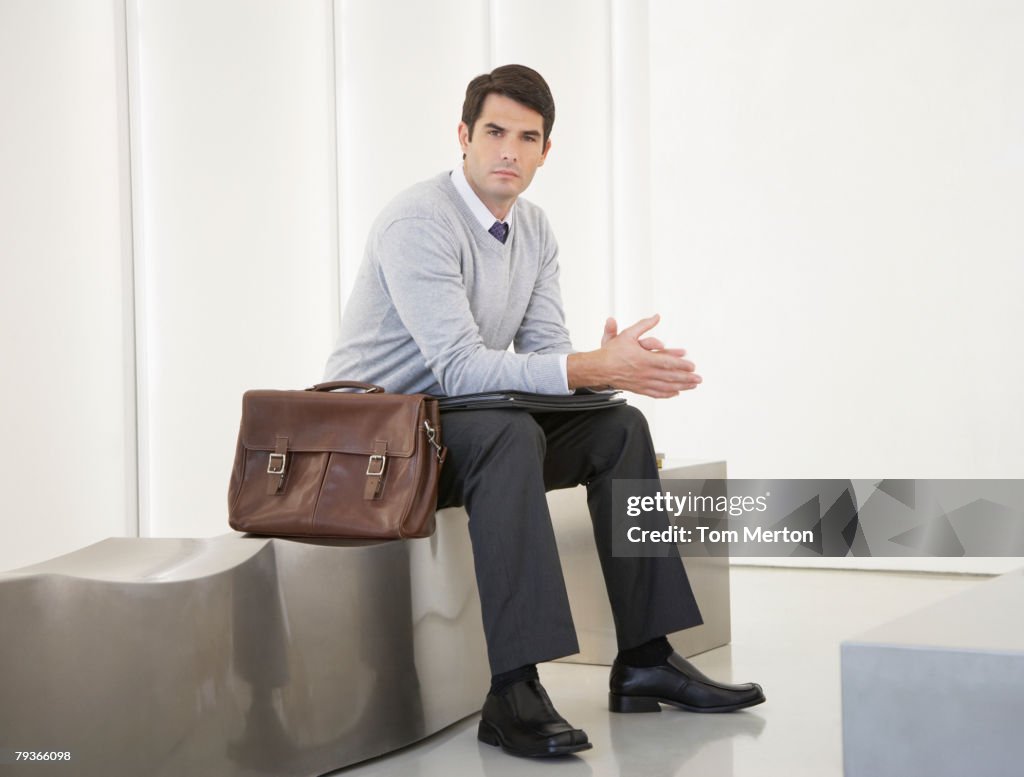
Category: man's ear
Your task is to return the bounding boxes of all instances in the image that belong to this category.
[457,121,471,153]
[538,138,552,167]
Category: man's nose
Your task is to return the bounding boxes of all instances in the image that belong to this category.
[500,144,517,162]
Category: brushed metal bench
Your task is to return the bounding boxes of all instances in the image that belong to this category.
[0,463,730,776]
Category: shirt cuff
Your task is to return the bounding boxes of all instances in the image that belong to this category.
[557,353,572,394]
[525,351,574,395]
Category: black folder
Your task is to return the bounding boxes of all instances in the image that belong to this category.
[436,389,626,412]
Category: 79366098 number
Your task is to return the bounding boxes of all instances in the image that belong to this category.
[16,752,71,761]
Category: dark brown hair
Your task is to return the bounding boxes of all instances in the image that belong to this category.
[461,64,555,144]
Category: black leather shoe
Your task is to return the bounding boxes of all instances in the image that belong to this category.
[609,652,766,713]
[478,678,592,757]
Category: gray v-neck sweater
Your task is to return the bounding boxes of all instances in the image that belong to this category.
[323,171,573,396]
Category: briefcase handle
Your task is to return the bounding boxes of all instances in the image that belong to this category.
[307,381,385,394]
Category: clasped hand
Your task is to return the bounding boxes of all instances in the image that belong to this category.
[567,314,701,399]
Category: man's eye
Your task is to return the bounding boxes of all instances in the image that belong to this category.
[488,130,501,136]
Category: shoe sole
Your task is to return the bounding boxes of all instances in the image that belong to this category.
[608,691,767,714]
[477,720,593,757]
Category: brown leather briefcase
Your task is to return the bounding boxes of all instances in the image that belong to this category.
[228,381,446,539]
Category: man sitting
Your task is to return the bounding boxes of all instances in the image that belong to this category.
[323,64,765,758]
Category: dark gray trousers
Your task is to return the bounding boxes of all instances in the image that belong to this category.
[436,404,703,675]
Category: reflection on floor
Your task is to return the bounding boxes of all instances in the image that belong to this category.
[327,566,983,777]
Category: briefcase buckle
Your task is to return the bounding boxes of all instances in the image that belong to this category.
[267,453,287,475]
[366,453,387,476]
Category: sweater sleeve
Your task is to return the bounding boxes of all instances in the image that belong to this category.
[512,226,574,359]
[375,216,569,396]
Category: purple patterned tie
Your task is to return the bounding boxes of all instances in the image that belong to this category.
[488,220,509,244]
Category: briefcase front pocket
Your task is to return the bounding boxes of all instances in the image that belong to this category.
[230,448,331,535]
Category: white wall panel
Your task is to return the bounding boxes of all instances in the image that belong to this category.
[334,0,488,302]
[648,0,1024,574]
[0,0,135,571]
[610,0,653,324]
[648,0,1024,480]
[491,0,614,349]
[132,0,338,537]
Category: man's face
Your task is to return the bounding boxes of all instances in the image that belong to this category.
[458,92,551,219]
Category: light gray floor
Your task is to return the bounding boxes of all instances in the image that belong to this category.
[327,566,983,777]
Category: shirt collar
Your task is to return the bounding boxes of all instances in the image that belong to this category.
[451,165,514,233]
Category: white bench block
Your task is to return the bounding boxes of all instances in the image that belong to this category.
[842,568,1024,777]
